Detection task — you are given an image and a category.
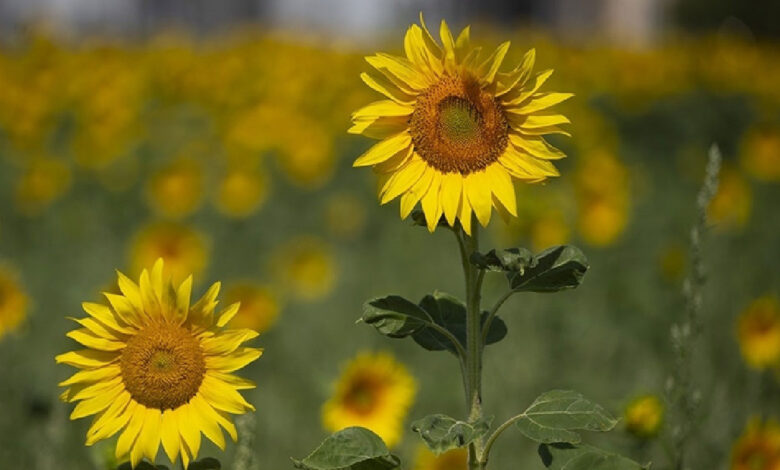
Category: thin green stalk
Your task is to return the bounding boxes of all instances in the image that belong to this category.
[481,290,514,345]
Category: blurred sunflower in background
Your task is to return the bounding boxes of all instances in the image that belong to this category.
[741,126,780,183]
[215,165,269,219]
[56,259,262,468]
[624,394,664,439]
[273,236,337,302]
[350,15,570,233]
[709,166,752,231]
[413,446,467,470]
[0,266,28,341]
[730,418,780,470]
[224,283,280,333]
[129,222,209,286]
[14,157,72,216]
[146,158,205,219]
[737,296,780,370]
[322,351,416,447]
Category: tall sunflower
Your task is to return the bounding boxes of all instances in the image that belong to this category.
[322,352,416,447]
[350,14,571,233]
[56,259,262,468]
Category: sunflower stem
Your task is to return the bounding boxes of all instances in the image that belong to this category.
[455,218,486,470]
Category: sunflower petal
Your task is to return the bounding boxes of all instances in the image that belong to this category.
[191,394,226,450]
[86,392,133,445]
[349,115,409,139]
[485,164,517,217]
[160,409,180,463]
[380,156,427,204]
[82,302,134,334]
[440,172,462,226]
[465,171,493,227]
[198,376,255,414]
[508,134,566,160]
[352,100,414,120]
[496,48,535,97]
[215,302,241,327]
[420,172,443,232]
[205,347,263,373]
[479,41,510,84]
[507,92,573,115]
[56,349,118,369]
[59,365,121,387]
[66,329,125,351]
[366,54,430,91]
[201,329,259,356]
[399,162,435,219]
[116,404,145,461]
[360,72,416,105]
[353,132,412,167]
[502,69,554,106]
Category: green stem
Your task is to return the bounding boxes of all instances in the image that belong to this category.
[455,219,486,470]
[481,413,527,463]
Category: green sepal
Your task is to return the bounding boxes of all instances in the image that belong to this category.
[472,245,588,293]
[538,443,649,469]
[292,427,401,470]
[515,390,618,444]
[413,292,506,354]
[411,210,450,230]
[411,414,493,455]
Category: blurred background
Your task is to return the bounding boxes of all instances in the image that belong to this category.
[0,0,778,469]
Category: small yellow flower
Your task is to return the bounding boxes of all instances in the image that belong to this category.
[324,192,368,240]
[624,395,664,439]
[14,157,72,216]
[350,14,571,234]
[322,352,417,448]
[731,418,780,470]
[129,222,208,286]
[274,237,337,301]
[0,266,28,341]
[56,259,262,468]
[741,126,780,183]
[215,166,269,218]
[737,296,780,370]
[709,166,752,231]
[413,445,467,470]
[224,283,280,333]
[146,158,205,219]
[575,150,630,247]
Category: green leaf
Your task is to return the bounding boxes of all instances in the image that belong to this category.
[412,292,506,354]
[516,390,618,444]
[538,443,649,470]
[411,414,493,455]
[470,247,534,273]
[292,427,400,470]
[509,245,588,293]
[188,458,221,470]
[360,296,430,338]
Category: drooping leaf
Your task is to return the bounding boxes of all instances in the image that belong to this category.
[411,414,493,455]
[538,443,649,470]
[516,390,617,444]
[508,245,588,293]
[470,248,534,273]
[293,427,401,470]
[412,292,506,354]
[360,295,430,338]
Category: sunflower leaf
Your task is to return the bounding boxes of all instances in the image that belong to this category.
[411,414,493,455]
[360,295,430,338]
[292,427,401,470]
[187,458,221,470]
[413,291,506,353]
[472,245,588,293]
[538,443,649,470]
[515,390,618,444]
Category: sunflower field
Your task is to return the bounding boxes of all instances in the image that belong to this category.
[0,16,779,470]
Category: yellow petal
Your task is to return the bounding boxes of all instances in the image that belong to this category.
[352,100,414,120]
[139,407,162,462]
[506,92,573,114]
[64,375,123,402]
[205,347,263,373]
[404,25,437,81]
[70,382,124,419]
[160,409,180,463]
[59,364,121,387]
[485,164,517,217]
[380,156,427,204]
[514,114,570,129]
[199,376,255,414]
[68,317,126,341]
[399,163,434,219]
[103,293,143,328]
[56,349,118,369]
[499,148,560,179]
[86,392,133,445]
[496,48,535,97]
[191,394,226,450]
[82,302,134,334]
[139,269,161,320]
[116,403,145,461]
[366,53,430,92]
[176,275,193,322]
[418,13,443,57]
[374,145,414,174]
[439,19,457,71]
[465,171,493,227]
[353,132,412,167]
[177,405,201,460]
[348,115,409,139]
[191,281,221,323]
[201,329,259,356]
[454,26,471,61]
[502,69,554,106]
[215,302,241,327]
[213,409,239,442]
[360,72,415,105]
[508,134,566,160]
[206,371,256,390]
[420,172,443,232]
[66,329,125,351]
[457,189,473,235]
[479,41,510,84]
[440,172,463,226]
[116,270,144,313]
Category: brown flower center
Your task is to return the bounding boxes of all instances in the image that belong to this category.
[343,376,382,416]
[410,74,509,175]
[120,322,205,410]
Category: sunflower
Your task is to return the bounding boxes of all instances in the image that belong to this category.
[56,259,262,468]
[129,222,208,286]
[146,158,205,219]
[215,165,269,219]
[731,418,780,470]
[737,296,780,370]
[349,14,571,233]
[413,445,467,470]
[0,267,28,341]
[322,352,416,447]
[273,237,337,301]
[624,394,664,439]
